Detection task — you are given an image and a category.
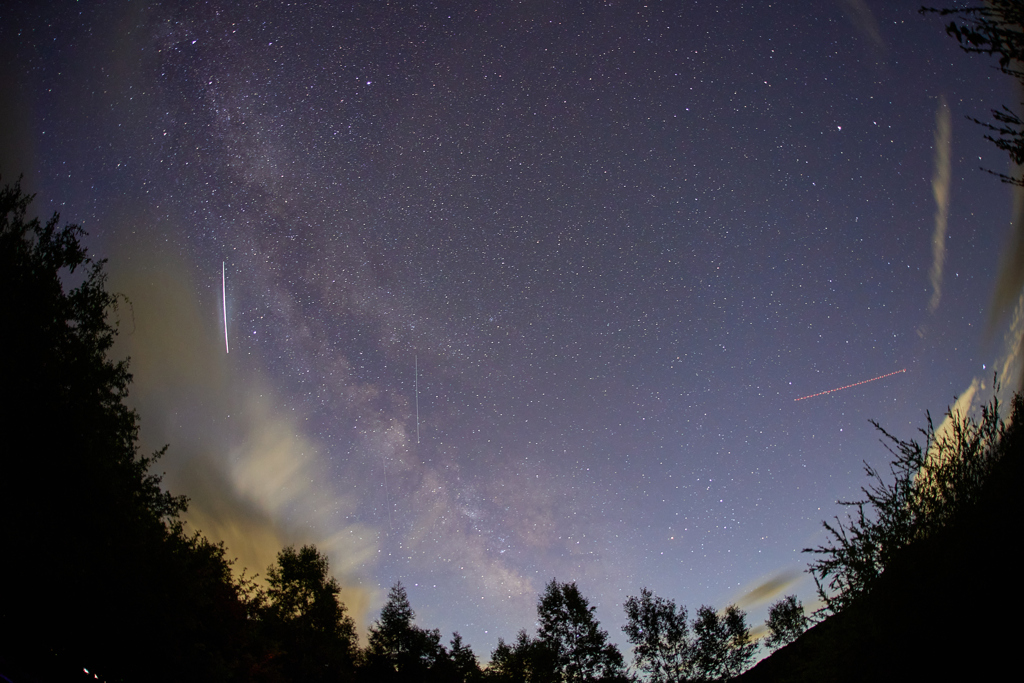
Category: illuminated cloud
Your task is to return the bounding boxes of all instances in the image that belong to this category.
[929,96,952,313]
[729,569,803,611]
[996,288,1024,393]
[106,243,380,632]
[749,623,769,642]
[924,377,980,475]
[988,186,1024,329]
[723,569,805,642]
[986,78,1024,344]
[989,183,1024,390]
[839,0,885,59]
[928,278,1024,465]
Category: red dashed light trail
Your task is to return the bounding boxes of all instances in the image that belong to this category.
[794,368,907,402]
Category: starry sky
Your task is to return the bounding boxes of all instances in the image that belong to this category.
[3,0,1022,660]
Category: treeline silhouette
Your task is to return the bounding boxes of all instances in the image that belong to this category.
[3,124,1023,683]
[4,164,1021,683]
[737,390,1024,682]
[0,179,766,683]
[6,5,1024,680]
[730,6,1024,677]
[3,138,1024,683]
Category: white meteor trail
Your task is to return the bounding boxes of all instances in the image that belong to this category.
[222,261,229,354]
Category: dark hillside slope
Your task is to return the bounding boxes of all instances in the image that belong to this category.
[739,397,1023,682]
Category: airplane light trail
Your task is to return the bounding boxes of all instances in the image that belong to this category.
[794,368,906,402]
[222,261,229,354]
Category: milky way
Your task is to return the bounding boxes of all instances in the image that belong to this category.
[2,0,1020,657]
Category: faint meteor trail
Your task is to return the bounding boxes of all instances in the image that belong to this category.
[415,355,420,444]
[382,454,393,531]
[222,261,229,354]
[794,368,906,402]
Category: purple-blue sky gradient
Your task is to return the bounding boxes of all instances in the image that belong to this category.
[3,0,1020,659]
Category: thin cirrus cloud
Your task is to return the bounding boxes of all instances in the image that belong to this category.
[729,569,804,612]
[839,0,886,59]
[929,96,952,314]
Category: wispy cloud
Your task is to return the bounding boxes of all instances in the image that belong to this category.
[727,569,804,642]
[929,96,952,313]
[839,0,885,60]
[989,180,1024,389]
[924,377,980,475]
[729,569,803,611]
[996,287,1024,392]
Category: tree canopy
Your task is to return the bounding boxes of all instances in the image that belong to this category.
[537,580,627,683]
[261,545,359,682]
[763,595,808,653]
[365,581,449,681]
[805,389,1014,614]
[622,588,693,683]
[489,580,625,683]
[691,604,755,682]
[622,590,755,683]
[0,179,255,680]
[923,2,1024,186]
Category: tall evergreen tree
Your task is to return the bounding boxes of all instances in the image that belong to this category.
[365,582,446,681]
[432,632,484,683]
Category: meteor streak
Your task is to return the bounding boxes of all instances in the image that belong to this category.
[415,354,420,444]
[222,261,229,354]
[794,368,906,402]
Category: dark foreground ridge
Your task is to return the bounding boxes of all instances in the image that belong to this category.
[738,397,1023,682]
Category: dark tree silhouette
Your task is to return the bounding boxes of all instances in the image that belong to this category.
[805,390,1009,614]
[921,4,1024,390]
[623,589,753,682]
[364,581,446,681]
[261,544,358,682]
[923,2,1024,186]
[741,395,1024,682]
[431,632,485,683]
[622,588,693,683]
[0,177,252,681]
[763,595,807,652]
[691,605,755,682]
[536,579,626,683]
[488,630,559,683]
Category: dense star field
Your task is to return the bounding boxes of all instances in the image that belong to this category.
[2,0,1020,657]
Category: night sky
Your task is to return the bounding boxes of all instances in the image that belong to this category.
[3,0,1022,659]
